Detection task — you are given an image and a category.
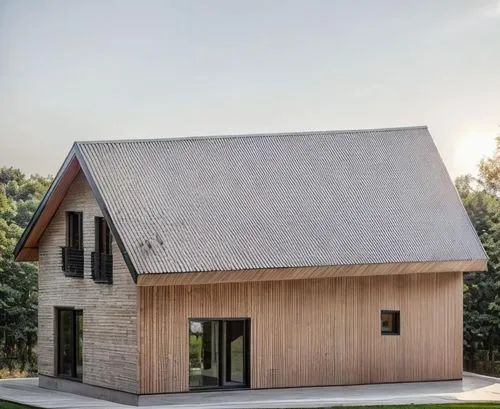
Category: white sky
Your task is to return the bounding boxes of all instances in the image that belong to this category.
[1,0,499,179]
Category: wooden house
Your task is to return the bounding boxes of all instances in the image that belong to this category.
[14,126,487,404]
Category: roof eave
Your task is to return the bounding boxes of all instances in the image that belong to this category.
[14,144,139,283]
[14,145,79,261]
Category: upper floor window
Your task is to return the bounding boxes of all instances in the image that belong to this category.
[91,217,113,284]
[67,211,83,249]
[62,212,84,278]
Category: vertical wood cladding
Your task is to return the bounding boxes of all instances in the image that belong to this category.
[36,169,464,396]
[138,272,463,394]
[38,171,138,393]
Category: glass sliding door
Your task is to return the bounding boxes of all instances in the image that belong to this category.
[189,320,220,388]
[57,309,83,380]
[224,320,246,386]
[189,318,249,390]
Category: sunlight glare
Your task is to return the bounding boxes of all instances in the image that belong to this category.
[454,132,496,176]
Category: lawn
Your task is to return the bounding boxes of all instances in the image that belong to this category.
[0,402,36,409]
[324,405,500,409]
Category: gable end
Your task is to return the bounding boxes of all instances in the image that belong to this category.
[14,146,138,283]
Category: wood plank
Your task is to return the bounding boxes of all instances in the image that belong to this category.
[138,272,463,394]
[16,157,81,262]
[37,171,138,394]
[137,259,485,286]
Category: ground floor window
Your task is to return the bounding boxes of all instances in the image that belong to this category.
[57,309,83,380]
[189,318,250,389]
[381,310,400,335]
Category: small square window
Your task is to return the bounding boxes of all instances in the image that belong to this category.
[381,310,400,335]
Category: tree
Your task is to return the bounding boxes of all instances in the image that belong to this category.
[458,134,500,371]
[0,167,51,373]
[479,135,500,195]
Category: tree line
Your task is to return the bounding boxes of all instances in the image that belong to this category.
[0,136,499,375]
[457,135,500,371]
[0,168,51,373]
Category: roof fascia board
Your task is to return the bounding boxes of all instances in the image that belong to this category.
[14,145,78,259]
[137,258,488,287]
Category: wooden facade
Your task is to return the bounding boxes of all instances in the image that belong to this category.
[33,168,468,397]
[138,272,463,394]
[38,171,138,394]
[136,260,484,286]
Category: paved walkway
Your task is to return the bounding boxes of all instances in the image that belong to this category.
[0,373,499,408]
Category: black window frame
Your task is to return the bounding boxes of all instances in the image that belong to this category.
[95,217,112,255]
[381,310,400,336]
[188,317,251,390]
[66,212,83,250]
[91,217,113,284]
[61,212,84,277]
[56,308,83,381]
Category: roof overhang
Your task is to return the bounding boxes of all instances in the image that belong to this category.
[14,145,139,282]
[136,258,488,286]
[14,148,81,262]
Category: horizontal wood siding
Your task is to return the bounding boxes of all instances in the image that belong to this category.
[139,272,462,394]
[38,171,138,393]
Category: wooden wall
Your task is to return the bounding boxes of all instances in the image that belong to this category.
[138,272,463,394]
[38,171,138,394]
[137,260,484,286]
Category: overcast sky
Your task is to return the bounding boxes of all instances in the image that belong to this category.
[1,0,499,179]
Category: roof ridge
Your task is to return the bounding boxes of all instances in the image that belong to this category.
[74,125,429,145]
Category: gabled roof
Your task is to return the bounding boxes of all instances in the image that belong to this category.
[15,126,487,277]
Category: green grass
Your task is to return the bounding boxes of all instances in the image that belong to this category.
[0,401,37,409]
[322,405,500,409]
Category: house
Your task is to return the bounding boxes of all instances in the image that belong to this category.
[14,126,487,405]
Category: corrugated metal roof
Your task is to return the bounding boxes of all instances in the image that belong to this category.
[75,126,487,274]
